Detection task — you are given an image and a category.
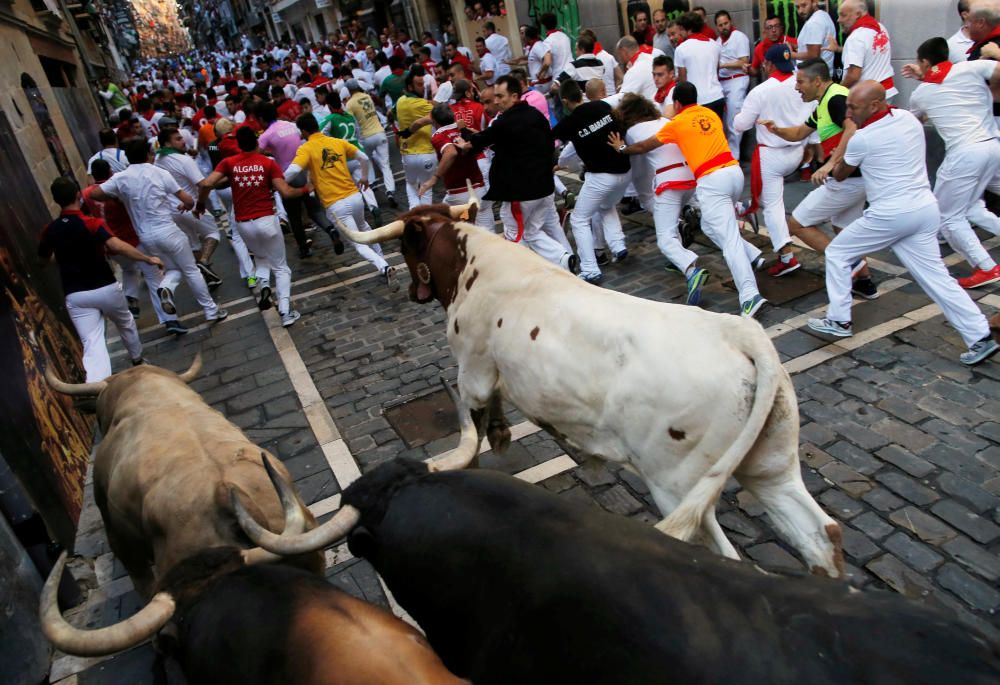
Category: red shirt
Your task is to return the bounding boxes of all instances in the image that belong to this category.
[450,98,485,131]
[82,184,139,246]
[451,52,474,79]
[277,98,302,122]
[752,36,798,71]
[219,133,240,159]
[430,124,484,193]
[698,25,717,40]
[214,152,283,222]
[239,115,264,135]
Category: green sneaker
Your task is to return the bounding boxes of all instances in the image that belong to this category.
[741,294,768,319]
[685,268,709,306]
[247,276,258,289]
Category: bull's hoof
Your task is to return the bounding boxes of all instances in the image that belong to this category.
[487,423,511,454]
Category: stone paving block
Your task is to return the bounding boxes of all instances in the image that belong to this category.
[869,418,936,454]
[838,377,883,403]
[818,461,873,496]
[737,490,765,517]
[888,506,958,546]
[920,442,996,484]
[882,532,944,572]
[819,489,864,519]
[718,511,761,543]
[746,543,803,574]
[326,558,390,610]
[73,644,165,685]
[973,421,1000,444]
[825,441,883,475]
[294,470,340,504]
[851,511,895,540]
[976,445,1000,471]
[941,536,1000,582]
[619,468,651,496]
[874,445,935,479]
[875,397,931,425]
[835,399,888,426]
[929,500,1000,545]
[594,485,645,516]
[576,459,617,488]
[865,554,935,600]
[799,423,836,448]
[873,471,939,506]
[839,524,881,564]
[799,443,834,469]
[936,563,1000,612]
[936,473,999,513]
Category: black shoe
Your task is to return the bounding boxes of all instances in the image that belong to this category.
[620,197,642,216]
[387,195,398,208]
[299,238,314,259]
[680,206,701,247]
[164,320,188,335]
[567,254,580,274]
[131,357,147,366]
[595,250,610,266]
[328,228,346,255]
[197,262,223,289]
[258,285,273,311]
[851,277,879,300]
[126,296,140,317]
[279,219,291,235]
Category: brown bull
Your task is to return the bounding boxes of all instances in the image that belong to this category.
[42,355,322,655]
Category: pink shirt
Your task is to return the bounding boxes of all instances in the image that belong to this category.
[258,120,302,171]
[522,89,550,122]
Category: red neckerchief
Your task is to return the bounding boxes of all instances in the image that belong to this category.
[426,38,438,46]
[969,25,1000,54]
[391,67,404,76]
[628,44,653,66]
[686,32,711,42]
[922,61,953,84]
[594,41,603,54]
[859,106,895,129]
[850,15,881,34]
[771,71,794,82]
[545,29,562,37]
[654,80,675,104]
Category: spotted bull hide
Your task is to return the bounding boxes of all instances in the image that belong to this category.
[382,209,844,577]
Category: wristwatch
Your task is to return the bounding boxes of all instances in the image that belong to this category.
[617,144,626,153]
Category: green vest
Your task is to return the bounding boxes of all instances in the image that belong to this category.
[814,83,850,154]
[320,111,362,150]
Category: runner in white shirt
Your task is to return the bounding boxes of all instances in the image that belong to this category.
[541,13,573,84]
[714,11,750,159]
[809,81,997,366]
[947,1,975,62]
[733,45,816,277]
[154,127,225,288]
[673,14,725,118]
[87,129,130,175]
[604,36,657,106]
[792,0,837,74]
[834,0,897,98]
[474,37,500,86]
[524,26,553,94]
[905,37,1000,289]
[483,22,512,78]
[89,138,227,323]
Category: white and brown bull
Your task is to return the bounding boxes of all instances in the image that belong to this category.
[334,192,844,578]
[39,362,470,685]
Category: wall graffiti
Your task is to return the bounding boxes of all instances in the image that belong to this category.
[757,0,878,40]
[528,0,580,37]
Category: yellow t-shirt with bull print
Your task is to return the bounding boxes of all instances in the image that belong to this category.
[291,132,359,207]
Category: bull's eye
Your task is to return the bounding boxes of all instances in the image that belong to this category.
[417,262,432,284]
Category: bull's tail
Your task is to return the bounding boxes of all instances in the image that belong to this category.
[656,323,782,544]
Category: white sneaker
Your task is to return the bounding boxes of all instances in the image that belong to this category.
[280,309,301,327]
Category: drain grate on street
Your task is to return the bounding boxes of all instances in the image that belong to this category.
[384,387,460,448]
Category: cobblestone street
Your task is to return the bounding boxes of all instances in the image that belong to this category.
[55,167,1000,684]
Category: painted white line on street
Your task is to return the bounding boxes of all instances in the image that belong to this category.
[981,293,1000,309]
[765,277,911,339]
[262,308,362,488]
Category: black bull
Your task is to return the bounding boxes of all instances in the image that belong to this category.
[338,459,999,685]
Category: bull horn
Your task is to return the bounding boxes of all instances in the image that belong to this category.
[447,180,481,223]
[261,452,307,534]
[428,377,480,471]
[176,351,203,383]
[44,367,108,397]
[40,552,175,657]
[334,216,405,245]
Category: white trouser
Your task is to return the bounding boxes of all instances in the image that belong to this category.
[654,188,699,273]
[477,156,492,196]
[631,157,655,212]
[499,195,572,268]
[141,228,220,318]
[826,203,991,346]
[325,192,389,272]
[696,165,761,303]
[571,172,631,276]
[173,212,221,252]
[791,176,867,230]
[403,153,436,208]
[215,187,256,279]
[112,254,142,300]
[133,243,172,323]
[65,282,142,380]
[967,198,1000,235]
[274,192,287,221]
[759,145,804,252]
[553,174,567,196]
[348,159,379,208]
[362,132,395,193]
[445,186,495,231]
[238,215,292,314]
[935,139,1000,271]
[721,77,750,160]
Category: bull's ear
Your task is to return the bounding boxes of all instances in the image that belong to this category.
[346,525,376,559]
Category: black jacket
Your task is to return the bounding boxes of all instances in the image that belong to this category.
[464,101,554,202]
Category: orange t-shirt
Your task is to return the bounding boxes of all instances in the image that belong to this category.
[654,105,736,179]
[198,120,218,150]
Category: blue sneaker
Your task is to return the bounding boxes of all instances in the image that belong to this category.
[664,261,682,275]
[579,272,603,285]
[740,294,768,319]
[685,268,710,306]
[807,317,853,337]
[959,336,999,366]
[613,249,629,263]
